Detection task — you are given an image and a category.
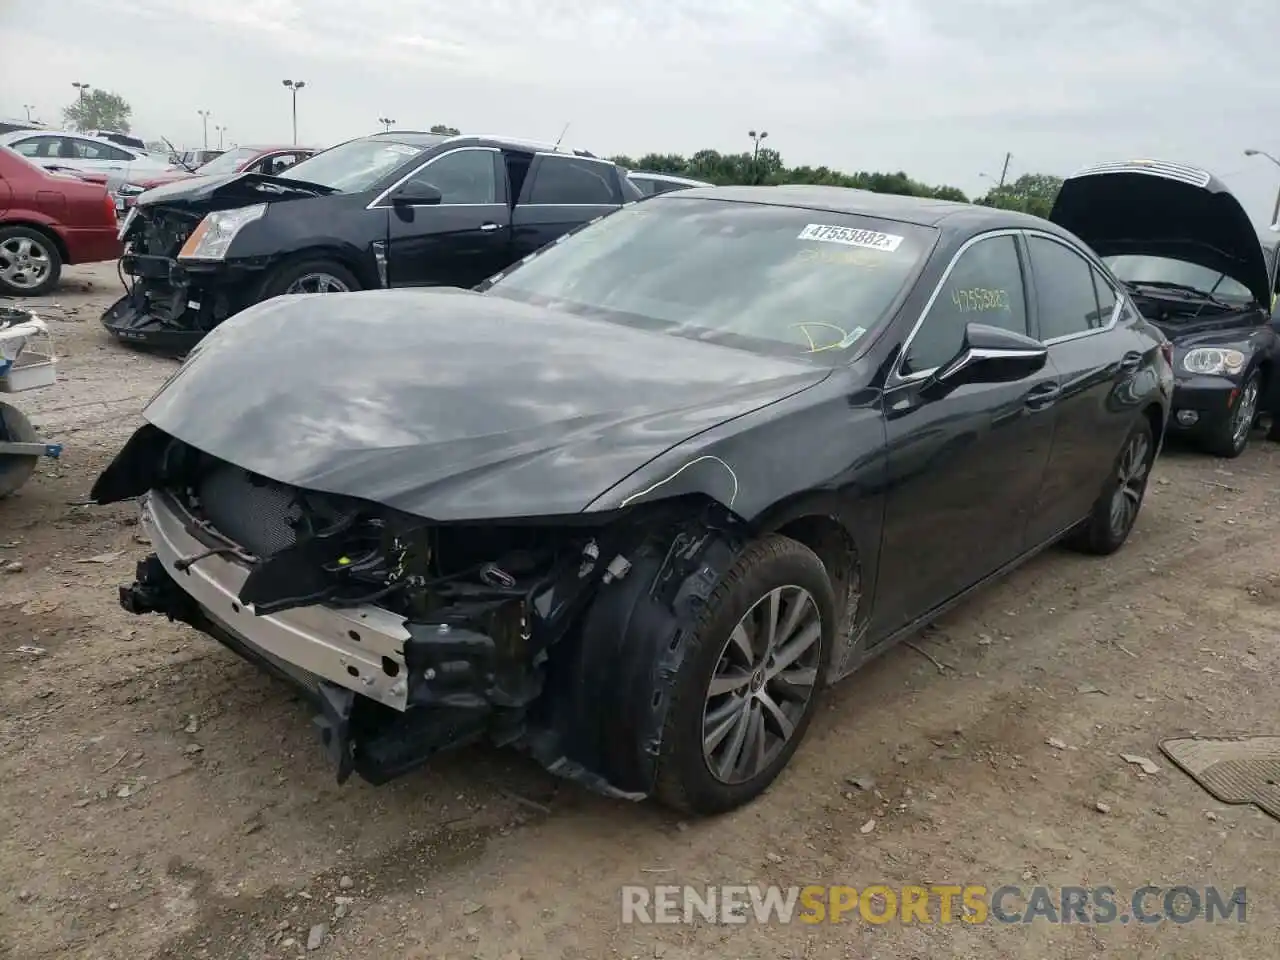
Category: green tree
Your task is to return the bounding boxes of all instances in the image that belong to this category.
[62,89,132,134]
[609,146,968,202]
[429,124,461,136]
[979,173,1063,219]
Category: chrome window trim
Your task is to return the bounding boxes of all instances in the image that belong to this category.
[888,229,1025,386]
[366,146,501,210]
[889,228,1124,387]
[1022,230,1123,346]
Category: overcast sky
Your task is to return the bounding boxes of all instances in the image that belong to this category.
[2,0,1278,226]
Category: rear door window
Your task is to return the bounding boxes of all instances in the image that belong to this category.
[1028,236,1110,340]
[74,139,134,161]
[526,156,620,205]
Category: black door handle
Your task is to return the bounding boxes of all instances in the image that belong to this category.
[1025,382,1061,410]
[1118,351,1142,373]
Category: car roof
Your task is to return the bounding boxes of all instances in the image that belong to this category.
[629,171,713,186]
[236,144,319,153]
[0,128,144,151]
[664,184,1051,231]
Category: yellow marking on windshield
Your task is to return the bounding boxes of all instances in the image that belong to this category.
[789,321,866,353]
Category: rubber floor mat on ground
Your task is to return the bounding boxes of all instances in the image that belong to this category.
[1160,736,1280,820]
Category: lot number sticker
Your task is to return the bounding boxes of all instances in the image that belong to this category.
[797,223,904,252]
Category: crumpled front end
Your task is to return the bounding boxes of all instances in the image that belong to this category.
[113,436,746,798]
[104,204,262,354]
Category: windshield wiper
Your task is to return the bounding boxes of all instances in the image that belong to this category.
[1125,280,1234,309]
[162,136,197,173]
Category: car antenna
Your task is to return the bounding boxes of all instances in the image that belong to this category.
[553,122,570,150]
[162,136,197,173]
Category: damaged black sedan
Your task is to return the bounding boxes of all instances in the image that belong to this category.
[92,187,1172,814]
[104,131,639,352]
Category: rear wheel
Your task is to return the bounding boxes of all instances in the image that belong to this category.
[1065,418,1155,556]
[1204,369,1260,459]
[0,402,40,498]
[259,258,360,300]
[652,535,835,815]
[0,226,62,297]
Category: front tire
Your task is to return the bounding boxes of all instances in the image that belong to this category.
[1065,418,1155,556]
[1205,369,1260,459]
[653,535,835,815]
[259,258,360,300]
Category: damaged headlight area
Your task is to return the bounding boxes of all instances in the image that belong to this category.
[178,203,267,261]
[112,435,746,800]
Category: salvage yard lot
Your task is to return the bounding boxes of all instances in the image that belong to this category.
[2,264,1278,960]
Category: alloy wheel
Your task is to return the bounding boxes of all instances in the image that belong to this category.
[1231,378,1259,449]
[284,272,351,295]
[701,585,822,785]
[0,236,52,291]
[1109,431,1152,539]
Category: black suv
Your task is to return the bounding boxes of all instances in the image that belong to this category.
[105,131,643,351]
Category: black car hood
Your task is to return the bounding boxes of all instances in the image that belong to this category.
[1049,160,1272,308]
[136,171,335,212]
[105,289,829,520]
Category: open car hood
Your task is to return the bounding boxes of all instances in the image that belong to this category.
[135,171,335,212]
[1049,160,1272,308]
[91,289,830,521]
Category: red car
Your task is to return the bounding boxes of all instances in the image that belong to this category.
[114,144,319,211]
[0,146,121,296]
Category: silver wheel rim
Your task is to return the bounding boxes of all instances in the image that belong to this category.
[1109,431,1151,538]
[284,272,350,295]
[701,585,822,785]
[0,236,52,290]
[1231,379,1259,448]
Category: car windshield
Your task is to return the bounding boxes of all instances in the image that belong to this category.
[1104,254,1252,301]
[193,147,258,175]
[279,138,428,192]
[483,197,935,359]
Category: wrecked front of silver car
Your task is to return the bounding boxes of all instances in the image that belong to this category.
[91,288,835,800]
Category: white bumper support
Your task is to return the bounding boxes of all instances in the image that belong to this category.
[141,491,412,711]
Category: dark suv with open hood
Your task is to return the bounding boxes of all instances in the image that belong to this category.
[104,131,641,352]
[1050,159,1277,457]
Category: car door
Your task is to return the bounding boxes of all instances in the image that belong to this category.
[510,154,623,260]
[382,146,512,288]
[870,232,1060,638]
[1021,232,1149,544]
[66,137,136,189]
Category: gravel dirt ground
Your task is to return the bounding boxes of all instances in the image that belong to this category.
[2,263,1278,960]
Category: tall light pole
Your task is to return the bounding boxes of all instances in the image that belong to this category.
[215,125,226,149]
[22,104,34,122]
[378,116,395,132]
[1244,148,1280,230]
[748,129,769,185]
[282,80,306,144]
[71,82,90,129]
[197,109,211,150]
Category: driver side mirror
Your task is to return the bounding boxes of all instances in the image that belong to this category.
[392,180,442,206]
[931,322,1047,389]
